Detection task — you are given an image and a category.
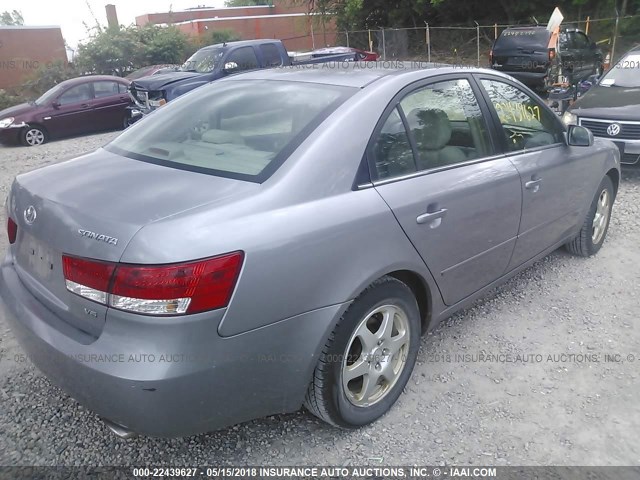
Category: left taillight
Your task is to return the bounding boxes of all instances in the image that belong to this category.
[7,217,17,244]
[61,252,244,316]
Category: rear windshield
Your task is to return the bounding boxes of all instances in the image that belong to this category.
[105,80,355,182]
[495,29,551,49]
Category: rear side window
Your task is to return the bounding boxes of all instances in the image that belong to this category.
[106,80,355,183]
[371,79,493,180]
[260,44,283,67]
[93,81,120,98]
[481,79,564,152]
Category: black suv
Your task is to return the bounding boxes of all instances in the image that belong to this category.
[490,26,603,90]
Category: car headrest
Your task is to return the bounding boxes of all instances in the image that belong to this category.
[406,108,452,150]
[201,129,244,145]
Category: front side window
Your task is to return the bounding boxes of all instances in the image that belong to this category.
[106,80,355,182]
[227,47,259,72]
[481,79,564,152]
[572,32,590,49]
[58,84,92,105]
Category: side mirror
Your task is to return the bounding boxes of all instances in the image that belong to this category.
[51,101,60,109]
[223,61,238,74]
[567,125,594,147]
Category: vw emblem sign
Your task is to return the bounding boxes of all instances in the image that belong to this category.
[607,123,622,137]
[24,206,37,225]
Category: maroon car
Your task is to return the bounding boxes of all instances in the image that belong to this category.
[0,75,130,146]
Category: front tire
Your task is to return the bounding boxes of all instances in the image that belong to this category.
[304,276,420,427]
[566,176,614,257]
[20,125,47,146]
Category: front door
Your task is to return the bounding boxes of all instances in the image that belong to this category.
[370,77,522,306]
[46,83,95,137]
[477,76,593,269]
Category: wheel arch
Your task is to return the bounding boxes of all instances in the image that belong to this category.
[606,168,619,199]
[19,122,51,143]
[385,270,433,334]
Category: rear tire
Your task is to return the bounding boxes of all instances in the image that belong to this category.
[304,276,420,428]
[566,176,614,257]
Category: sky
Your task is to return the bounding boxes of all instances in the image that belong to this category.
[3,0,227,48]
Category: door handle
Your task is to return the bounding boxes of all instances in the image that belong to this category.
[525,178,542,191]
[417,208,448,225]
[81,103,90,108]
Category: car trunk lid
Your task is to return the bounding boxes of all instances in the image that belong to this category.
[9,148,259,339]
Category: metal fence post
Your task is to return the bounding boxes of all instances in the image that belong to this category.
[382,28,386,61]
[310,21,316,50]
[346,30,350,48]
[475,21,480,67]
[425,22,431,63]
[611,10,620,64]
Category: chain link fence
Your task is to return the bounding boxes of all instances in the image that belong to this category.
[328,14,640,67]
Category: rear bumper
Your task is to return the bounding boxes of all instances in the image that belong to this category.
[0,257,344,437]
[492,69,547,87]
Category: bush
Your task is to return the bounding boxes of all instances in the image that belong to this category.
[0,89,23,111]
[21,61,79,98]
[198,28,242,47]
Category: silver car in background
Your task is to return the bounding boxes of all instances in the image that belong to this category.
[0,64,620,437]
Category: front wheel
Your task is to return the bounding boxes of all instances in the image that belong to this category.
[20,125,47,146]
[304,276,420,427]
[566,176,614,257]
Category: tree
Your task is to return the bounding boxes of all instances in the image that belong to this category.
[0,10,24,25]
[75,25,193,76]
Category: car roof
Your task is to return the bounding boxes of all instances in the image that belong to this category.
[201,39,282,50]
[228,62,487,88]
[57,75,129,87]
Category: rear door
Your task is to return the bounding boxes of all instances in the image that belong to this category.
[371,75,522,306]
[90,80,130,130]
[46,83,95,137]
[476,76,593,269]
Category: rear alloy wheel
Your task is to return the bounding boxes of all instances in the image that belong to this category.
[304,276,420,427]
[21,126,47,146]
[566,176,614,257]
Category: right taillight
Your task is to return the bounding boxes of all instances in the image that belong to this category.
[7,217,17,244]
[61,251,244,316]
[549,48,556,61]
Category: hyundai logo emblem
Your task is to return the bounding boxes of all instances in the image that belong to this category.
[607,123,621,137]
[24,206,37,225]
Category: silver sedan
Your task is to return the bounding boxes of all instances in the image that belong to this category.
[0,64,620,437]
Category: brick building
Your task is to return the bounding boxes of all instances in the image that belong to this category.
[0,26,67,90]
[135,1,337,52]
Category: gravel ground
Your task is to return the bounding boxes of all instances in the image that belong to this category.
[0,133,638,467]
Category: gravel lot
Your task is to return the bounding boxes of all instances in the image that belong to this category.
[0,133,638,467]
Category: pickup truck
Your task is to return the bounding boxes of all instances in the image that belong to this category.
[127,39,363,123]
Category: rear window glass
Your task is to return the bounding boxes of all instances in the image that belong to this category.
[105,80,355,183]
[496,29,551,49]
